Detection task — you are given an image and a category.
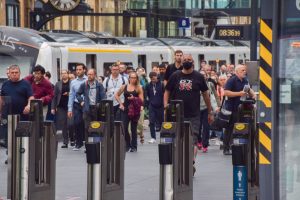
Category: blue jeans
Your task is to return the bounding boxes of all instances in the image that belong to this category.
[73,103,84,146]
[198,109,209,148]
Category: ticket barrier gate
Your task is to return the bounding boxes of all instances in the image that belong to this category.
[158,100,193,200]
[7,100,57,200]
[232,99,259,200]
[85,100,125,200]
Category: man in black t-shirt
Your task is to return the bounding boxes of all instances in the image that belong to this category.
[164,54,213,176]
[1,65,34,117]
[51,70,71,148]
[163,50,183,86]
[1,65,34,155]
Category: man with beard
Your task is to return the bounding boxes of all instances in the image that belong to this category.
[76,69,106,145]
[163,50,183,86]
[158,63,167,82]
[68,63,87,151]
[164,54,213,176]
[51,70,71,148]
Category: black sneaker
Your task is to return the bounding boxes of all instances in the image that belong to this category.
[70,141,75,147]
[61,144,68,148]
[5,159,8,164]
[130,148,137,152]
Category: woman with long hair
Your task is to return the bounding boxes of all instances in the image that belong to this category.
[115,71,144,152]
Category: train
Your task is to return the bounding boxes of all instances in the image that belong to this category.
[0,26,250,83]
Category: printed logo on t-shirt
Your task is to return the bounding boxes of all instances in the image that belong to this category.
[179,79,192,91]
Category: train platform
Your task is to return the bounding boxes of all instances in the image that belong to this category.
[0,122,232,200]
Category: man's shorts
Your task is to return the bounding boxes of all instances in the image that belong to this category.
[184,115,200,145]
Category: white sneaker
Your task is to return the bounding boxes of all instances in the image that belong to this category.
[148,138,156,144]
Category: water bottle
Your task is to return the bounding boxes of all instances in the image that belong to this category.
[240,84,250,101]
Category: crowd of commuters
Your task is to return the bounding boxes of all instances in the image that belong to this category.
[0,51,254,177]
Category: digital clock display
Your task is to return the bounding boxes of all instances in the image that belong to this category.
[215,26,244,40]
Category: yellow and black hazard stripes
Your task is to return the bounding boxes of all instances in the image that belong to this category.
[259,123,272,164]
[259,19,273,165]
[259,19,272,109]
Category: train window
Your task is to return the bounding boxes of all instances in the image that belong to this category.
[152,62,159,68]
[0,55,32,79]
[219,60,226,67]
[138,55,147,70]
[198,54,205,68]
[208,60,217,69]
[230,54,235,65]
[238,59,244,64]
[86,54,97,70]
[68,63,77,73]
[56,58,61,81]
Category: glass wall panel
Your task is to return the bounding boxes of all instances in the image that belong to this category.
[158,20,178,37]
[159,0,180,9]
[277,0,300,199]
[192,0,202,8]
[128,0,147,9]
[6,5,19,27]
[201,0,250,9]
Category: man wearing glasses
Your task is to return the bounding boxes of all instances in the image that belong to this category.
[103,63,128,120]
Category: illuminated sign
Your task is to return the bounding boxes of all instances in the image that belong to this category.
[215,26,244,40]
[178,18,190,28]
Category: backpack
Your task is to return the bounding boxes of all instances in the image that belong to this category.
[105,76,125,92]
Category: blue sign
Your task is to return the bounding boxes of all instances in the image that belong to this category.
[178,18,190,28]
[233,166,248,200]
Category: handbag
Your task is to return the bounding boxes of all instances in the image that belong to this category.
[211,98,232,129]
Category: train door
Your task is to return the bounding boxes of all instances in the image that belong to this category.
[138,54,146,70]
[86,54,97,71]
[52,47,62,82]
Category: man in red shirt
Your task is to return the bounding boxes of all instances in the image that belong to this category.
[24,65,54,106]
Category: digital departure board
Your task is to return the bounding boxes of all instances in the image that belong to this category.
[215,26,244,40]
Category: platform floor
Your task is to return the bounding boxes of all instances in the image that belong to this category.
[0,124,232,200]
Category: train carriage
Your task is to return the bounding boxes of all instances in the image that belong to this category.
[0,26,251,84]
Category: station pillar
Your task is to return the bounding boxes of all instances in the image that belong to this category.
[258,0,275,200]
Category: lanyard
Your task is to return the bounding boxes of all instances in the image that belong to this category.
[112,78,118,89]
[153,84,156,96]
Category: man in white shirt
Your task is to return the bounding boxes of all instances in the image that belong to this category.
[103,64,128,120]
